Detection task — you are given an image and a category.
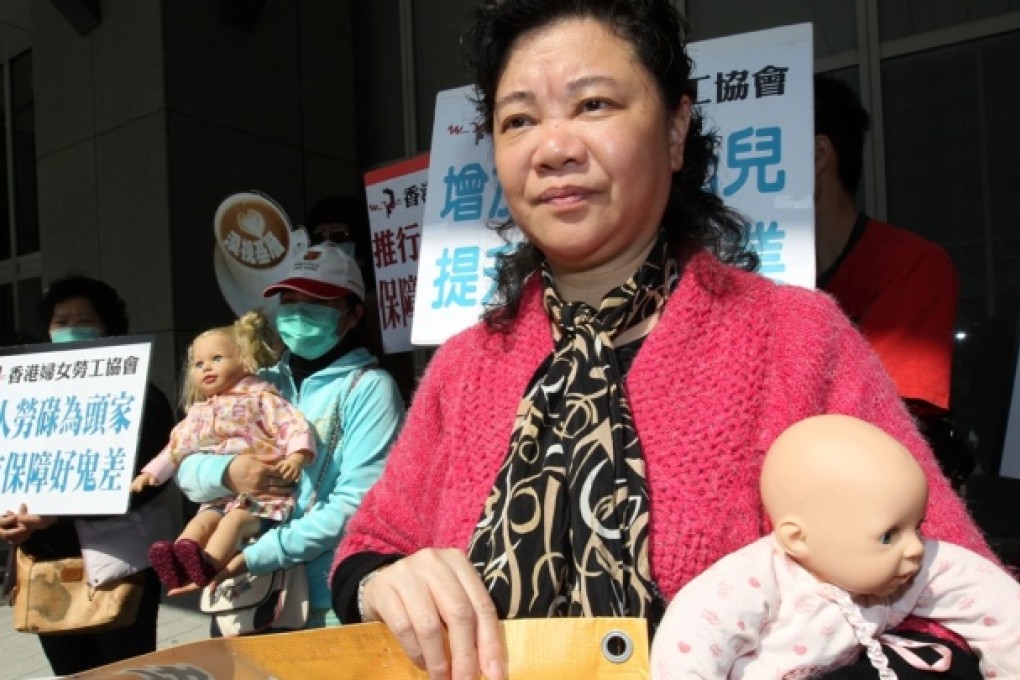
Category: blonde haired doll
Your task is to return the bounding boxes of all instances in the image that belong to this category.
[132,310,315,589]
[651,415,1020,679]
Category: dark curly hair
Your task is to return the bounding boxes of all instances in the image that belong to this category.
[39,275,129,337]
[461,0,758,331]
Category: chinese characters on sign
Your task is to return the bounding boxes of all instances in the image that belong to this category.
[431,242,514,310]
[365,155,430,354]
[692,65,791,105]
[221,229,286,268]
[412,86,524,346]
[439,163,510,223]
[0,338,153,514]
[689,22,815,286]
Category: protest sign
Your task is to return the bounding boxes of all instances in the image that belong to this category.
[365,154,429,354]
[0,336,154,514]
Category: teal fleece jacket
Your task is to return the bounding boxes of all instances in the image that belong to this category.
[175,346,404,614]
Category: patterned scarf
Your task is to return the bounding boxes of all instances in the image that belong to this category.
[468,234,678,623]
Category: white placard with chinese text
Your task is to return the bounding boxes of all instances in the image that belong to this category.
[412,23,814,345]
[365,155,429,354]
[411,86,519,347]
[0,337,153,514]
[689,22,815,286]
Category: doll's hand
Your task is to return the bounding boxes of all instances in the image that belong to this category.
[131,472,158,493]
[274,454,306,483]
[210,553,248,587]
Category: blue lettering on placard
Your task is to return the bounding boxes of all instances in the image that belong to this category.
[723,126,786,197]
[0,394,134,440]
[440,163,489,222]
[432,246,481,308]
[750,220,787,279]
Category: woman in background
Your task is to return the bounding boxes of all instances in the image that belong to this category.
[0,275,176,675]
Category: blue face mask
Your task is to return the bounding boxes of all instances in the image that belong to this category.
[50,327,103,344]
[275,302,343,360]
[336,241,356,258]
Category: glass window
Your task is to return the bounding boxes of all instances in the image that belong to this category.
[352,0,407,167]
[881,30,1020,471]
[0,277,40,346]
[0,67,8,262]
[16,275,40,340]
[686,0,857,59]
[879,0,1020,41]
[11,50,37,255]
[412,0,475,151]
[0,281,11,343]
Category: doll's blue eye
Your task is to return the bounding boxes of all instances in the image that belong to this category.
[880,531,894,545]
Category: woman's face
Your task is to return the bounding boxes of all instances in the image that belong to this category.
[49,296,107,335]
[279,290,363,336]
[492,17,690,275]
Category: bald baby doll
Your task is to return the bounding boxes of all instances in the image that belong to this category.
[651,415,1020,679]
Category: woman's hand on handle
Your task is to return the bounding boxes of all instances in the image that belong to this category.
[361,548,506,680]
[224,453,292,497]
[0,504,56,545]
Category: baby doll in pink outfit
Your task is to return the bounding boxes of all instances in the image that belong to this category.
[132,310,314,589]
[651,414,1020,679]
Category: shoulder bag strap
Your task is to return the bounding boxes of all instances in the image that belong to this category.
[304,366,371,512]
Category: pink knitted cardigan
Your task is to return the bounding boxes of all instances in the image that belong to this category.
[333,250,990,601]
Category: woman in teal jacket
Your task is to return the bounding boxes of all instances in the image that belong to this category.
[175,242,404,626]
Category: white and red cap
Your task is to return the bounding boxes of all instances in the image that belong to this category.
[262,242,365,301]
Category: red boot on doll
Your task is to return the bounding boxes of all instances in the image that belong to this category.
[173,538,218,587]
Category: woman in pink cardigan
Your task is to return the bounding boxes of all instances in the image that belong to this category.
[330,1,992,678]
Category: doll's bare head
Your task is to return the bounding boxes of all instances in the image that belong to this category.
[760,414,928,596]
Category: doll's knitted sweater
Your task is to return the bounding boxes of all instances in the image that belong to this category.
[333,250,990,601]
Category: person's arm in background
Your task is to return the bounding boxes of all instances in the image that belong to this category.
[241,370,404,572]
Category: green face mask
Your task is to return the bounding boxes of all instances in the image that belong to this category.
[50,327,103,343]
[275,302,343,360]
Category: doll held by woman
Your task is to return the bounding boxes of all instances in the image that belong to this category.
[651,414,1020,679]
[132,311,315,589]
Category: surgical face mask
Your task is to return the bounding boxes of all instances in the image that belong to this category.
[50,326,103,344]
[275,302,343,360]
[335,241,356,258]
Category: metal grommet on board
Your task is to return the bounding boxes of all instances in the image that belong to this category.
[601,629,634,664]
